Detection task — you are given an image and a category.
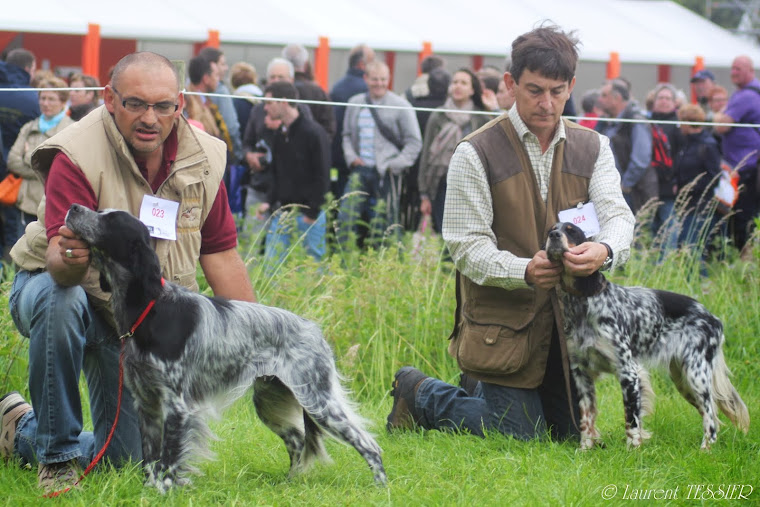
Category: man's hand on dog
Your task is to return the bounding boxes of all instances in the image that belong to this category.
[525,250,563,289]
[562,242,608,276]
[57,225,90,266]
[526,242,608,288]
[46,226,91,287]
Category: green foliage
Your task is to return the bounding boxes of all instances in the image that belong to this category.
[675,0,744,31]
[1,207,758,503]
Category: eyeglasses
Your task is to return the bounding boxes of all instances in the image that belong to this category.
[112,88,178,116]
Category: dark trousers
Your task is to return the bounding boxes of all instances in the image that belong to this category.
[731,170,758,251]
[415,328,580,440]
[337,165,403,248]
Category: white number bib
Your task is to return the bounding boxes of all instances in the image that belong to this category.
[139,195,179,240]
[558,201,600,238]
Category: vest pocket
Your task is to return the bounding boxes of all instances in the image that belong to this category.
[172,271,200,293]
[455,317,534,375]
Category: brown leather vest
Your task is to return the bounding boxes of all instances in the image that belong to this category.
[448,114,599,388]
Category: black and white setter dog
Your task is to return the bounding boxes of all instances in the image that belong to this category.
[545,222,749,450]
[65,204,386,491]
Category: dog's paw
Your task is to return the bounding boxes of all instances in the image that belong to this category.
[700,435,716,451]
[626,428,643,448]
[579,428,605,450]
[579,437,605,450]
[174,476,193,487]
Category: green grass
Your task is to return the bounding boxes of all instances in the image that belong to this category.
[1,211,759,505]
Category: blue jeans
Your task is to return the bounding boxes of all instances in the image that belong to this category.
[415,331,579,440]
[337,165,403,247]
[9,270,142,467]
[264,210,326,265]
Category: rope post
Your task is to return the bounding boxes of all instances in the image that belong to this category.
[691,55,705,104]
[82,23,101,79]
[606,51,620,79]
[314,36,330,92]
[417,41,433,76]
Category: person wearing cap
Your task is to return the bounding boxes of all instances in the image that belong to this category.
[691,69,716,118]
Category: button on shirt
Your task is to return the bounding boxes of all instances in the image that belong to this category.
[443,106,635,291]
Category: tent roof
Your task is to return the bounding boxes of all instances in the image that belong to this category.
[4,0,760,67]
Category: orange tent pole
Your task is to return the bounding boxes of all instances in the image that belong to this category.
[206,29,220,48]
[606,51,620,79]
[691,55,705,104]
[417,41,432,76]
[314,36,330,92]
[82,23,101,79]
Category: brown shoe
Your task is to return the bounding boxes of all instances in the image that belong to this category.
[38,460,80,494]
[387,367,428,432]
[0,391,32,461]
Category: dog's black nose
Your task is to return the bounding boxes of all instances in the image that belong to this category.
[549,230,561,239]
[69,203,83,214]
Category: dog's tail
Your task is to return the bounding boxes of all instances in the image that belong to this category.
[712,347,750,434]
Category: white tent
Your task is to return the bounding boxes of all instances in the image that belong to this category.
[4,0,760,67]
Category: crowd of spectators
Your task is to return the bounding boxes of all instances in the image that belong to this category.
[1,44,758,269]
[586,60,759,262]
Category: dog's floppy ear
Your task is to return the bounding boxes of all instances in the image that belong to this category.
[99,271,112,293]
[129,224,163,296]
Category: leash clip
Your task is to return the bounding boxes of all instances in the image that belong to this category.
[119,331,134,341]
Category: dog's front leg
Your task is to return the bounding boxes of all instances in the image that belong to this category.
[154,399,192,493]
[136,404,164,489]
[617,359,644,448]
[571,363,603,450]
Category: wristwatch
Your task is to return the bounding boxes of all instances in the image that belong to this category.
[600,242,613,271]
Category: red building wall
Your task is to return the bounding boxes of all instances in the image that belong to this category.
[2,31,136,85]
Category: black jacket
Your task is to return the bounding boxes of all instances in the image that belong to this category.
[674,129,721,210]
[268,114,330,220]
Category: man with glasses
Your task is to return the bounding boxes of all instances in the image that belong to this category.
[1,52,255,493]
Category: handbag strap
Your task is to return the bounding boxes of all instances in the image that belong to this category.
[365,93,405,151]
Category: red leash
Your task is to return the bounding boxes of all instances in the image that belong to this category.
[44,279,165,498]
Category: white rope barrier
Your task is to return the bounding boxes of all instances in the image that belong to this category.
[1,85,755,130]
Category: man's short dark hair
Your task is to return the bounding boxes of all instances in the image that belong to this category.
[188,55,213,85]
[481,74,500,94]
[264,81,298,104]
[509,24,580,84]
[198,47,223,64]
[5,48,35,71]
[581,89,599,113]
[420,55,445,74]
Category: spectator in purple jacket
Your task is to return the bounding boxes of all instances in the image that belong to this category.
[713,55,760,251]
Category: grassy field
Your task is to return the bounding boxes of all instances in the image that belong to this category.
[0,210,758,505]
